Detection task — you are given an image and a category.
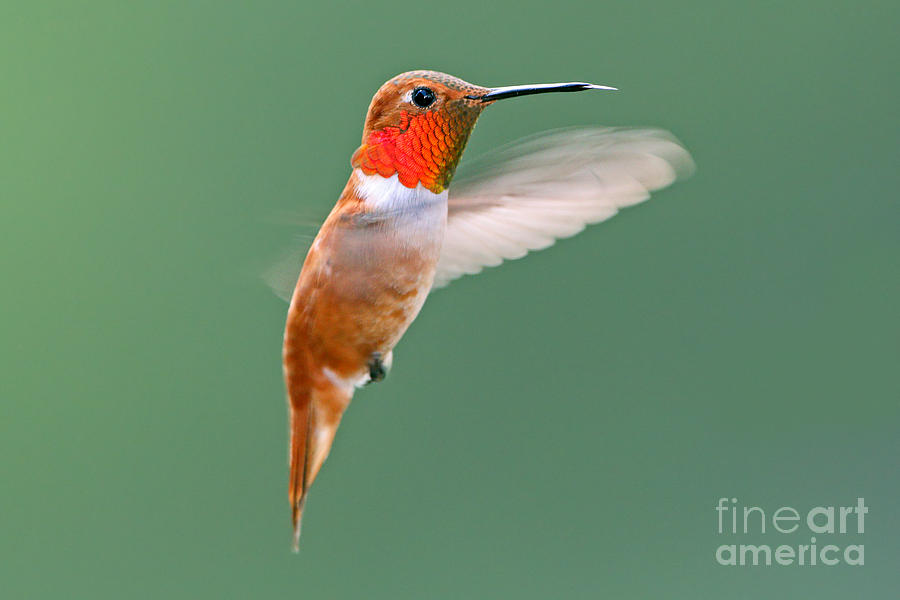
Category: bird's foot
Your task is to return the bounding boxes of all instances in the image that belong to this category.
[366,352,388,384]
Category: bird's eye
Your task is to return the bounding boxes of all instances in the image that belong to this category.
[411,86,436,108]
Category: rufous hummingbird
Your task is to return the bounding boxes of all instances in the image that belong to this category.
[280,70,693,550]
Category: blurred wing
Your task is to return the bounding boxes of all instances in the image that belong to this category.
[260,210,322,302]
[434,127,694,288]
[262,237,313,302]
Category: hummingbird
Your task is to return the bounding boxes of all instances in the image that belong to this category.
[279,70,693,550]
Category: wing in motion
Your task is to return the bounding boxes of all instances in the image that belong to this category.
[433,127,694,287]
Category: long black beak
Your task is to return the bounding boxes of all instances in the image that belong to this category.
[468,82,617,102]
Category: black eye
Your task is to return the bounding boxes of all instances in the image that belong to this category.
[411,86,436,108]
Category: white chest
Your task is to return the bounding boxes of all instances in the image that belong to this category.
[353,171,448,247]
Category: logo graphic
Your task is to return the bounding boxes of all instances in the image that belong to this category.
[714,497,866,566]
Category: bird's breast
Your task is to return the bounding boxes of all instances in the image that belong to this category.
[287,171,447,376]
[338,169,448,285]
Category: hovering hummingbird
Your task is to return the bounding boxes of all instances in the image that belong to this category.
[278,70,693,550]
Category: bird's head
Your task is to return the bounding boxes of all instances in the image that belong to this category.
[351,70,615,193]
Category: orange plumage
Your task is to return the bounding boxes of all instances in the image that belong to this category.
[284,72,492,550]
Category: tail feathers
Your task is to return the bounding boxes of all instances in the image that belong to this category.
[288,396,311,552]
[288,381,351,552]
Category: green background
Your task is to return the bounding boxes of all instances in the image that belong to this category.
[3,1,898,597]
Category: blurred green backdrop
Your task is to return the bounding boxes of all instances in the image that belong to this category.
[2,1,898,598]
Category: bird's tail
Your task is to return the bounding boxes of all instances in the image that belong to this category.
[288,380,352,552]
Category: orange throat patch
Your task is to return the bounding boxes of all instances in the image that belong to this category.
[351,110,474,193]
